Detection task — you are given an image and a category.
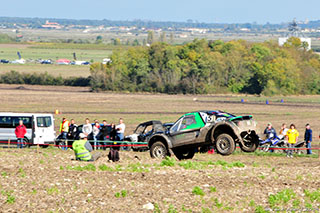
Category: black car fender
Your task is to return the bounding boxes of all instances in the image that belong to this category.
[148,134,173,150]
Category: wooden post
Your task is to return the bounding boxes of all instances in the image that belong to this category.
[8,139,10,148]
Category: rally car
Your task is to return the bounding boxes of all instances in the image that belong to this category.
[124,120,173,151]
[148,110,259,160]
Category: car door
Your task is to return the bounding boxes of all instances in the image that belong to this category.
[34,116,54,144]
[169,114,201,147]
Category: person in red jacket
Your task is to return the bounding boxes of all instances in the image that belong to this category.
[15,120,27,148]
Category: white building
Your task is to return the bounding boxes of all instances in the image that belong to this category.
[278,37,311,50]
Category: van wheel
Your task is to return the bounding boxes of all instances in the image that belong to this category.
[215,134,235,155]
[23,138,30,148]
[150,141,168,159]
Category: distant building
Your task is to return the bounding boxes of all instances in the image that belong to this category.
[41,20,62,29]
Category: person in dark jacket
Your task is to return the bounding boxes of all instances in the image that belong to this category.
[100,120,111,150]
[304,124,312,155]
[264,123,277,139]
[109,123,119,151]
[15,120,27,148]
[67,119,78,140]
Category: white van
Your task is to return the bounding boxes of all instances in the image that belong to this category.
[0,113,55,147]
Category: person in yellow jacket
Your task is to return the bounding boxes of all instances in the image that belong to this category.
[286,124,299,158]
[72,133,101,161]
[59,118,70,150]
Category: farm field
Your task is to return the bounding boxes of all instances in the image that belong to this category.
[0,43,111,77]
[0,84,320,212]
[0,43,112,62]
[1,84,320,134]
[0,148,319,212]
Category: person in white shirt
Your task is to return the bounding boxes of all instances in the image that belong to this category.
[82,118,93,137]
[116,118,125,141]
[279,123,289,140]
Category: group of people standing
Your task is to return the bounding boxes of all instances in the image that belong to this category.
[59,117,126,150]
[263,123,313,157]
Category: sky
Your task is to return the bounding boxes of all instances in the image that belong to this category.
[0,0,319,24]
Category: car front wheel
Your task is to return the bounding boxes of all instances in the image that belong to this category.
[150,141,168,159]
[215,134,235,155]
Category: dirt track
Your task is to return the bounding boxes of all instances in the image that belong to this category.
[0,148,319,212]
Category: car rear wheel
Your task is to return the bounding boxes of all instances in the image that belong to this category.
[215,134,235,156]
[174,149,195,160]
[150,141,168,159]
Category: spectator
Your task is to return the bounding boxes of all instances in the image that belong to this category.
[304,124,312,155]
[110,123,117,141]
[116,118,126,141]
[279,123,289,140]
[67,119,78,140]
[109,123,120,159]
[59,118,70,150]
[82,118,92,137]
[15,120,27,148]
[264,123,277,139]
[72,133,101,161]
[100,120,111,150]
[286,124,299,158]
[93,122,101,150]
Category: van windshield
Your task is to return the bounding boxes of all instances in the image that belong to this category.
[37,117,52,127]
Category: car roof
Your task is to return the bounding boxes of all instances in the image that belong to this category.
[138,120,162,126]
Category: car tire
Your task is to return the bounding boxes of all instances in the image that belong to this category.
[240,139,259,152]
[215,134,235,155]
[150,141,168,159]
[174,149,195,160]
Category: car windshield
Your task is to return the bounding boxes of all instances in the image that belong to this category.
[135,125,146,134]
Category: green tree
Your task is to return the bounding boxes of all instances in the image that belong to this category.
[95,35,103,44]
[160,32,166,43]
[147,31,155,45]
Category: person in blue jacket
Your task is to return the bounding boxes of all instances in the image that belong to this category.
[304,124,312,155]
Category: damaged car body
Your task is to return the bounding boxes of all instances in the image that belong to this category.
[148,110,259,160]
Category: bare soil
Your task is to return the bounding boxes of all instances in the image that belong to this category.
[0,148,319,212]
[0,84,320,212]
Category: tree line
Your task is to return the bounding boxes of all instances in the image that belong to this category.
[90,38,320,95]
[0,71,90,87]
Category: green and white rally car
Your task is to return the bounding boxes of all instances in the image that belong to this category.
[148,110,259,160]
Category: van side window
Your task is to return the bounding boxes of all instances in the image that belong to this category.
[37,117,52,127]
[12,117,32,128]
[0,116,12,128]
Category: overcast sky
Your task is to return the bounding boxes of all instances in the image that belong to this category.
[1,0,319,24]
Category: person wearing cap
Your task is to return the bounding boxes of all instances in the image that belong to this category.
[304,124,312,155]
[263,123,277,152]
[264,123,277,139]
[72,133,101,161]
